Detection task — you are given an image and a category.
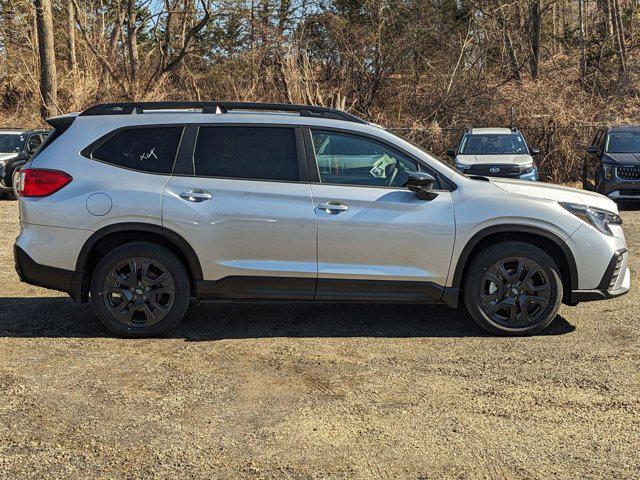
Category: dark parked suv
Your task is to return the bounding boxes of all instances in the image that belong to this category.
[583,125,640,202]
[0,128,50,199]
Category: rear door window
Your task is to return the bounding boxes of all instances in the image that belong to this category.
[89,127,183,174]
[193,126,299,181]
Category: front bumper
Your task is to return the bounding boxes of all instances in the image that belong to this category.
[568,248,630,304]
[14,245,81,301]
[602,167,640,199]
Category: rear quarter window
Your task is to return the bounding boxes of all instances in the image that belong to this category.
[87,126,183,174]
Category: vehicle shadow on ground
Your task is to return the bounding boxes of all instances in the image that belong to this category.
[619,202,640,211]
[0,297,576,340]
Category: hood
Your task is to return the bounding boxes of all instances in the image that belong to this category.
[456,154,533,166]
[489,177,618,212]
[603,152,640,165]
[0,153,19,162]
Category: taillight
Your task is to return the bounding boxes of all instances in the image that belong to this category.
[19,169,72,197]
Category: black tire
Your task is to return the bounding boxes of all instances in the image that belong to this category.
[90,241,190,337]
[595,169,606,195]
[582,162,592,191]
[6,168,19,200]
[463,241,563,336]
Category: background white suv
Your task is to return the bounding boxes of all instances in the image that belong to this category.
[447,127,539,180]
[14,102,630,337]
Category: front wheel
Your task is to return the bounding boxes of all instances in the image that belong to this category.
[7,168,20,200]
[463,241,563,336]
[90,242,191,337]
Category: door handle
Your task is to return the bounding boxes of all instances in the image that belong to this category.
[317,202,349,213]
[179,190,212,202]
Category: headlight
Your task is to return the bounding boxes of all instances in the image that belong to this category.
[519,162,535,174]
[603,164,614,180]
[455,161,470,172]
[560,202,622,236]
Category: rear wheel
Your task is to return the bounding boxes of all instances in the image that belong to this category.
[463,241,563,335]
[90,242,190,337]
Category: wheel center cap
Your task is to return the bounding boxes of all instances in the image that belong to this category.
[135,288,143,295]
[511,287,519,296]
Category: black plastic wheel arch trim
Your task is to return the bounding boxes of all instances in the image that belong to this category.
[451,224,579,296]
[74,223,203,302]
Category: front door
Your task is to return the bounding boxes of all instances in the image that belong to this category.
[163,125,317,300]
[307,128,455,301]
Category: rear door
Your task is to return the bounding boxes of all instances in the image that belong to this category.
[306,128,455,301]
[162,125,318,300]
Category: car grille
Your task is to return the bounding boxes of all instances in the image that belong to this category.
[468,164,521,177]
[616,166,640,181]
[609,253,625,291]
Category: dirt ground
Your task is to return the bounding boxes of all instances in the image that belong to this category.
[0,199,638,480]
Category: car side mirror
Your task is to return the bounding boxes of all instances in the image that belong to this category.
[586,145,597,154]
[407,172,438,200]
[530,147,540,156]
[446,148,455,158]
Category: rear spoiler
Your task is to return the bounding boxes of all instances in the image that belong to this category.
[46,113,78,133]
[30,113,78,161]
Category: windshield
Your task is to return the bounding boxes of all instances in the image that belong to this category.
[460,133,528,155]
[606,131,640,153]
[0,133,26,153]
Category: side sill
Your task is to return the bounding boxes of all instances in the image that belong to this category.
[197,276,316,301]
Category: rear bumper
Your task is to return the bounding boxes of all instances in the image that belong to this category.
[14,245,81,301]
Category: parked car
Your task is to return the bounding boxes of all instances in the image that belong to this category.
[447,127,540,180]
[14,102,629,337]
[0,128,50,199]
[583,125,640,202]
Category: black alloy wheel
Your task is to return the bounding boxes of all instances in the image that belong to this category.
[479,256,551,328]
[90,242,190,337]
[102,256,176,327]
[463,241,563,335]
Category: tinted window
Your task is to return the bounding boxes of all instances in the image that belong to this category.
[194,127,299,181]
[460,133,528,155]
[311,130,418,187]
[91,127,182,174]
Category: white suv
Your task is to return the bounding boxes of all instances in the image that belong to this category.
[14,102,630,337]
[447,127,539,180]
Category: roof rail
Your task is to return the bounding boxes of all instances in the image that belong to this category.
[79,101,367,124]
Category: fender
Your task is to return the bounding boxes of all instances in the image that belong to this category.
[73,222,203,301]
[451,224,579,292]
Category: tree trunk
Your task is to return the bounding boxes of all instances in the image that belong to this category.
[529,0,542,79]
[126,0,139,94]
[34,0,58,117]
[611,0,627,73]
[578,0,587,82]
[67,0,77,74]
[497,7,522,81]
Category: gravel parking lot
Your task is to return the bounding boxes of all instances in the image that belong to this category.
[0,199,638,479]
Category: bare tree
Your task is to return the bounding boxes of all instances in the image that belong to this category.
[34,0,58,117]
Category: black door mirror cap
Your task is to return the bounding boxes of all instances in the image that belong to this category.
[445,148,456,158]
[407,172,438,200]
[587,145,597,154]
[530,147,541,156]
